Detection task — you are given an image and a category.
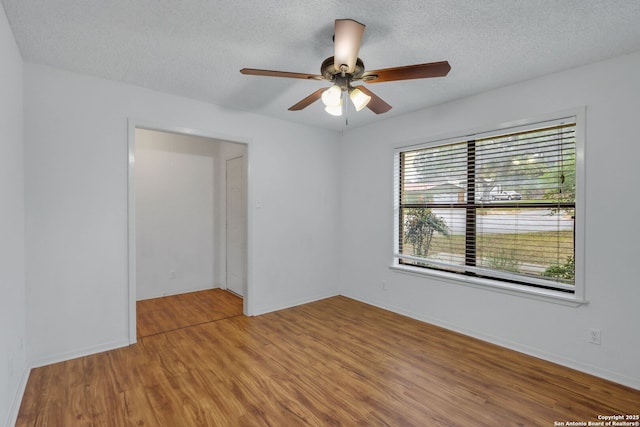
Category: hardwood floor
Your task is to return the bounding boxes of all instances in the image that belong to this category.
[136,288,243,338]
[17,296,640,426]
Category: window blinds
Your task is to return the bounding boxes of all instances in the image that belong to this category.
[397,121,576,291]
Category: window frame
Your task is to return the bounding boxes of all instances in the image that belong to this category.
[391,109,586,306]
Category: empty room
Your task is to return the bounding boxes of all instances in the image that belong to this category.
[1,1,639,426]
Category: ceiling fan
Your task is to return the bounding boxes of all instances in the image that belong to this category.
[240,19,451,116]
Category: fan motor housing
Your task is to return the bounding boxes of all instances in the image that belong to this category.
[321,56,365,81]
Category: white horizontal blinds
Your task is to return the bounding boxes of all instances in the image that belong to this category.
[475,124,576,205]
[401,143,467,205]
[474,124,576,288]
[398,121,576,291]
[399,142,468,269]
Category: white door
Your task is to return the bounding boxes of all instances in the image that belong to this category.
[226,156,246,296]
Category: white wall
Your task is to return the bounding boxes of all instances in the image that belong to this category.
[135,129,220,300]
[339,51,640,389]
[0,4,27,426]
[24,63,341,365]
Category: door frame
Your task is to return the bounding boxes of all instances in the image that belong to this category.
[127,119,253,344]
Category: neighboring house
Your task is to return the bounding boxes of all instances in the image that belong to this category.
[403,182,466,204]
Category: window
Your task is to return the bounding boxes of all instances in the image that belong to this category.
[393,113,584,302]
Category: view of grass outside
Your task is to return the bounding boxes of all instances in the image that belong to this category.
[400,206,575,285]
[429,230,573,266]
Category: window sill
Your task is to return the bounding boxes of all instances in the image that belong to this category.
[389,263,588,307]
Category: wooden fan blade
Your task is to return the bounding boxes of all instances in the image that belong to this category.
[240,68,324,80]
[353,86,392,114]
[334,19,365,74]
[362,61,451,83]
[288,88,327,111]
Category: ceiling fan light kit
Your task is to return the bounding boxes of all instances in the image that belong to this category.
[320,83,370,116]
[240,18,451,118]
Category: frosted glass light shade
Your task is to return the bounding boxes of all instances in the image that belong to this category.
[324,104,343,116]
[321,85,342,107]
[349,88,371,111]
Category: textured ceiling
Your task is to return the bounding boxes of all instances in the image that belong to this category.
[3,0,640,131]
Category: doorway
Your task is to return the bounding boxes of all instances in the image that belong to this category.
[226,156,246,296]
[128,121,250,343]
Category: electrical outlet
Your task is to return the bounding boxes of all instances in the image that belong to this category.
[381,281,387,291]
[170,271,176,279]
[589,328,602,345]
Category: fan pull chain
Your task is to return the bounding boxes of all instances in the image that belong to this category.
[344,91,349,126]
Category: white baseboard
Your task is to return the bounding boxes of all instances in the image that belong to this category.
[29,339,130,369]
[5,366,30,427]
[252,291,339,316]
[343,293,640,391]
[136,285,219,301]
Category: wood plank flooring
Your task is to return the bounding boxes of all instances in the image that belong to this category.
[17,296,640,426]
[136,288,243,338]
